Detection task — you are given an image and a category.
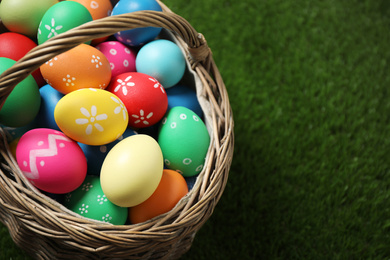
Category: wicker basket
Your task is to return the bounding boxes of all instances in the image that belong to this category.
[0,1,234,259]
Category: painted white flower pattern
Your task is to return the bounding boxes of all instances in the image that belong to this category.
[63,74,76,87]
[111,96,127,121]
[132,110,153,125]
[75,106,108,135]
[45,18,63,39]
[102,214,113,222]
[91,55,103,68]
[81,182,93,192]
[97,194,108,205]
[45,57,58,66]
[114,76,135,96]
[149,77,165,94]
[79,204,89,214]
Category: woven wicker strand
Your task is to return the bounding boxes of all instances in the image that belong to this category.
[0,1,234,259]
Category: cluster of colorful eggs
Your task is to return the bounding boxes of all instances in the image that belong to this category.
[0,0,210,225]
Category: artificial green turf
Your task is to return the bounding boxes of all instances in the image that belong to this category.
[2,0,390,259]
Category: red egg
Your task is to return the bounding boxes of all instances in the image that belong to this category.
[0,32,45,86]
[106,72,168,128]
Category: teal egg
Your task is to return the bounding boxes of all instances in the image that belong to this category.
[136,39,186,88]
[158,106,210,177]
[37,1,92,44]
[64,175,128,225]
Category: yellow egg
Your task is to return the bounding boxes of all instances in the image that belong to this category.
[100,134,163,207]
[54,88,128,145]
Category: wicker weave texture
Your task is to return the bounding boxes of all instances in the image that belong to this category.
[0,1,234,259]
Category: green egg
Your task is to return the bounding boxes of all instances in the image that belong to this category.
[0,57,41,127]
[37,1,92,44]
[158,106,210,177]
[0,0,58,38]
[64,175,128,225]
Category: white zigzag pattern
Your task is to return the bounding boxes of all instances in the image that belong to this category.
[24,134,72,180]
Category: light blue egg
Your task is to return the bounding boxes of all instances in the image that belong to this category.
[136,39,186,88]
[34,84,64,131]
[112,0,162,46]
[79,128,137,176]
[166,85,203,118]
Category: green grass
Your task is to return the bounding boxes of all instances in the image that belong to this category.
[2,0,390,259]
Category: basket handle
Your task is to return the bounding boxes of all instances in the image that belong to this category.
[0,9,212,109]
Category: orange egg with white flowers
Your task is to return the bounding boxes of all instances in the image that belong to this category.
[129,169,189,224]
[40,44,111,94]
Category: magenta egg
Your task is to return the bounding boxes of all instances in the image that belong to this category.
[16,128,87,194]
[96,41,137,78]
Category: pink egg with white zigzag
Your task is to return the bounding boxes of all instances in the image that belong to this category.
[16,128,87,194]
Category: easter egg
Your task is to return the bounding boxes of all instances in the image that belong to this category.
[0,0,58,38]
[40,44,111,94]
[15,128,87,194]
[129,169,188,224]
[54,88,128,145]
[37,1,92,44]
[64,175,128,225]
[166,85,203,118]
[106,72,168,128]
[111,0,162,46]
[78,128,137,176]
[0,32,45,86]
[158,106,210,177]
[101,134,164,207]
[0,57,41,127]
[136,39,186,88]
[96,41,137,78]
[34,84,64,131]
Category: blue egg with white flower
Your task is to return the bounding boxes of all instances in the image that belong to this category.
[79,128,137,175]
[34,84,64,131]
[111,0,162,46]
[166,85,203,118]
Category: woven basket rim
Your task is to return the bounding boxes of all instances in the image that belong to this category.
[0,1,234,259]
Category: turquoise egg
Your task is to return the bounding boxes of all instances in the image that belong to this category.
[136,39,186,88]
